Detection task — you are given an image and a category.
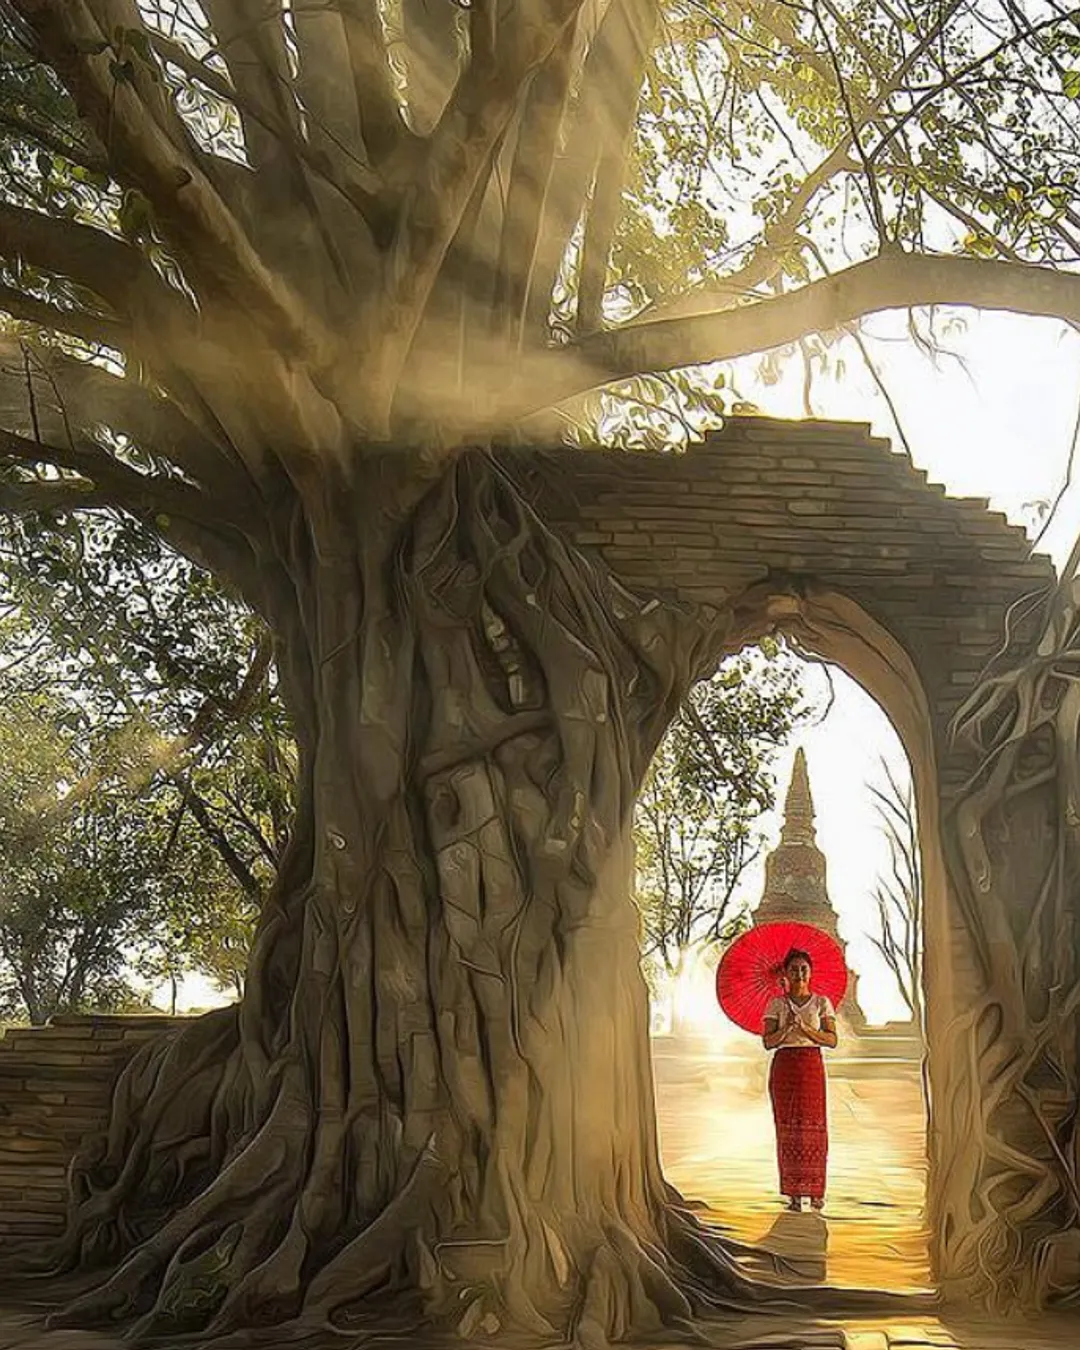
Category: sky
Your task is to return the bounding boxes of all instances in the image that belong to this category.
[163,305,1080,1022]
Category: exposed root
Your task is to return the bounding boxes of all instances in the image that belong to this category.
[299,1141,447,1327]
[937,556,1080,1306]
[55,1006,241,1274]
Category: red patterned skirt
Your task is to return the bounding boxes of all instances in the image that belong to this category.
[768,1047,828,1200]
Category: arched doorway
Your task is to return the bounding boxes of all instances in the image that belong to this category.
[644,642,931,1293]
[687,588,941,1290]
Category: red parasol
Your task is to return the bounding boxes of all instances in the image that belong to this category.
[716,921,848,1034]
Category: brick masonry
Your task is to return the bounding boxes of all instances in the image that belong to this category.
[507,416,1055,781]
[0,1014,187,1247]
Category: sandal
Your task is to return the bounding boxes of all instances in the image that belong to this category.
[786,1197,803,1212]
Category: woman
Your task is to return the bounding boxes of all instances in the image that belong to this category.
[761,948,837,1212]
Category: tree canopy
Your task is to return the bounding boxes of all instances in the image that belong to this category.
[0,507,289,1020]
[1,0,1079,491]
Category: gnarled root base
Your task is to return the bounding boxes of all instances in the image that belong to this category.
[46,1009,931,1345]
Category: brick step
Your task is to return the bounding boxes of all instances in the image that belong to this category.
[0,1216,65,1236]
[0,1051,141,1070]
[0,1163,67,1181]
[0,1147,74,1167]
[0,1192,68,1213]
[47,1014,189,1030]
[0,1037,160,1058]
[0,1110,112,1128]
[0,1192,67,1210]
[0,1082,120,1101]
[0,1064,125,1084]
[0,1135,106,1155]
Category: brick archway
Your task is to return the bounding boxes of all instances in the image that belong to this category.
[513,415,1058,1301]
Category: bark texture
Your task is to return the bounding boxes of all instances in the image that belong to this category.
[49,453,819,1344]
[935,563,1080,1310]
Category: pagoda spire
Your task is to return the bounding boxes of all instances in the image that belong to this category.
[780,747,816,845]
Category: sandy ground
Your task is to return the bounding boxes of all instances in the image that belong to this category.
[652,1043,931,1291]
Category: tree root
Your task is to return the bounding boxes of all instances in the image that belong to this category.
[54,1006,242,1275]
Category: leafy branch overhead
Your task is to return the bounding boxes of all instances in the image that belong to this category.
[0,0,1079,535]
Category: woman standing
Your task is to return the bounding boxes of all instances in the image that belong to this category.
[762,948,838,1212]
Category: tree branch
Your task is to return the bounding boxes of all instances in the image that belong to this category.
[12,0,328,361]
[291,0,367,166]
[200,0,303,177]
[506,251,1080,422]
[0,201,172,324]
[0,425,262,601]
[0,282,129,349]
[147,20,380,294]
[491,24,576,345]
[147,25,385,248]
[338,0,407,167]
[0,425,218,523]
[0,105,109,174]
[174,780,262,898]
[576,0,656,333]
[0,337,252,504]
[521,0,634,345]
[0,474,111,514]
[340,0,588,429]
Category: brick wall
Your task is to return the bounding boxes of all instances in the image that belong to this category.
[507,417,1055,775]
[0,1014,187,1247]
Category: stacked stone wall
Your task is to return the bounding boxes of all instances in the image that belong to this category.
[0,1014,187,1246]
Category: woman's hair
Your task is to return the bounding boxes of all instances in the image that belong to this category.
[783,947,813,971]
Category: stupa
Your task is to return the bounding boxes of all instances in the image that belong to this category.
[751,748,867,1030]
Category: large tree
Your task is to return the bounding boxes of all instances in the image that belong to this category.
[1,0,1079,1340]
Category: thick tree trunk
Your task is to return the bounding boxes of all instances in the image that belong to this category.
[48,454,878,1342]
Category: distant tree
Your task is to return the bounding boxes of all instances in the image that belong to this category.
[866,759,923,1032]
[0,692,153,1023]
[0,512,292,1016]
[635,642,811,993]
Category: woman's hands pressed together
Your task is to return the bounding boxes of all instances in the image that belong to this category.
[794,1015,837,1049]
[761,1002,838,1050]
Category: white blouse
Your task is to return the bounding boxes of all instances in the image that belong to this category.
[763,994,837,1048]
